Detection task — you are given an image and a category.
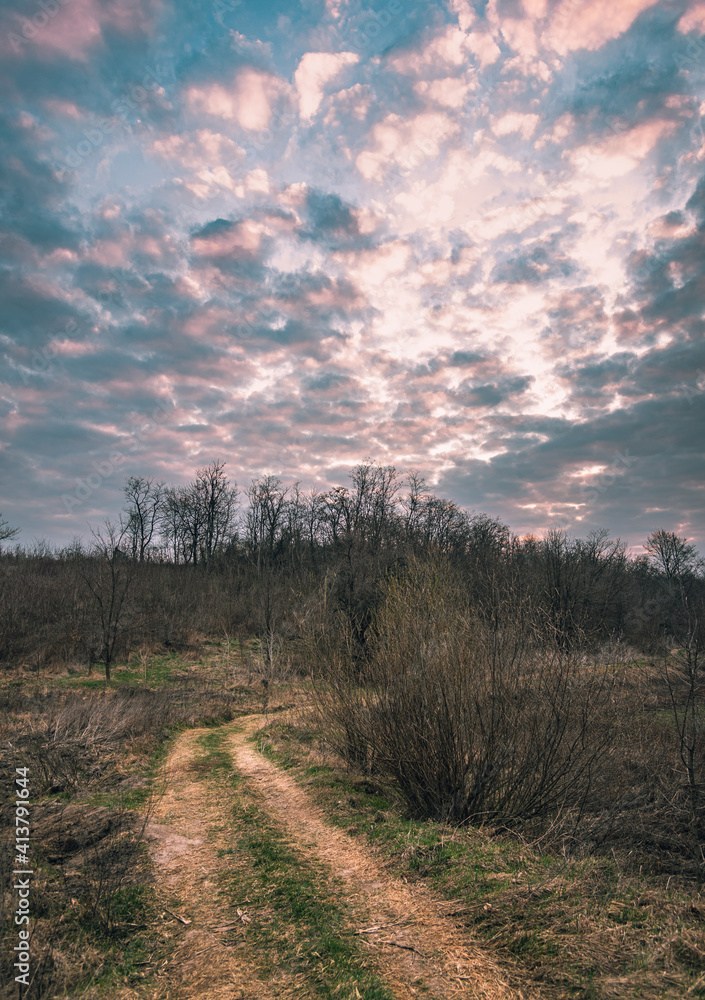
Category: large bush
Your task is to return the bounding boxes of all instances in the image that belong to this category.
[318,556,611,827]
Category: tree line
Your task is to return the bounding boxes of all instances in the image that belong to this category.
[0,460,702,676]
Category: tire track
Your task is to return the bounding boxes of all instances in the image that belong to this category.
[229,715,533,1000]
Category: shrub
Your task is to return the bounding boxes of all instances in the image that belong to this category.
[318,556,611,829]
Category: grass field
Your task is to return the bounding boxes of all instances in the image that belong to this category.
[1,641,704,999]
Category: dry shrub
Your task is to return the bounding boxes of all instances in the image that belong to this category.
[3,683,237,790]
[318,555,611,829]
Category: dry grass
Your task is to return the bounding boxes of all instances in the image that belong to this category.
[2,629,704,999]
[260,713,705,1000]
[0,650,274,1000]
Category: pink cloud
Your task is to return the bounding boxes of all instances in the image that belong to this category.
[492,111,540,139]
[181,307,237,343]
[677,5,705,34]
[323,84,373,125]
[522,0,548,16]
[3,0,101,61]
[50,338,97,357]
[646,215,696,241]
[85,236,130,267]
[3,0,159,61]
[464,30,502,67]
[390,25,473,76]
[414,76,475,109]
[186,69,291,130]
[150,129,246,199]
[449,0,475,32]
[499,16,539,59]
[545,0,661,55]
[192,220,262,259]
[42,98,83,119]
[570,119,677,179]
[294,51,359,120]
[355,112,460,181]
[151,130,244,169]
[535,111,575,149]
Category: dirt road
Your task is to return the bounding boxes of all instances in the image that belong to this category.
[143,716,531,1000]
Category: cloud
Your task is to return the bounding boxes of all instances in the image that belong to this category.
[677,5,705,35]
[414,76,475,109]
[192,217,263,259]
[355,112,460,181]
[570,119,678,180]
[186,68,291,130]
[294,51,359,120]
[544,0,662,55]
[492,111,540,139]
[491,241,576,285]
[1,0,162,62]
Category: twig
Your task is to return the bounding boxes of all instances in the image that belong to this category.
[164,909,191,925]
[356,919,406,934]
[379,939,426,957]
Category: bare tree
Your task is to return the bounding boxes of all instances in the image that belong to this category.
[648,531,705,880]
[0,513,19,545]
[246,476,289,572]
[195,460,238,563]
[401,471,431,544]
[663,594,705,883]
[399,478,468,551]
[645,529,702,582]
[161,462,237,565]
[535,529,626,649]
[122,476,165,561]
[160,487,187,562]
[303,488,326,567]
[80,522,139,681]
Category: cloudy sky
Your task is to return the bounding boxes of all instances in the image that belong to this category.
[1,0,704,550]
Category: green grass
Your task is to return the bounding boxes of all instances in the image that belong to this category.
[80,892,164,994]
[54,649,195,689]
[194,728,397,1000]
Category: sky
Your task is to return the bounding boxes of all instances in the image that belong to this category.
[1,0,704,551]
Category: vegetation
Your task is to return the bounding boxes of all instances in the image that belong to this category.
[1,461,704,997]
[0,649,260,998]
[259,716,705,999]
[2,461,701,678]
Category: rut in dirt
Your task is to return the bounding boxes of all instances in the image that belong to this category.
[227,715,531,1000]
[143,727,279,1000]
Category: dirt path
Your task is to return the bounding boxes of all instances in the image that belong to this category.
[142,727,278,1000]
[141,717,531,1000]
[228,716,528,1000]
